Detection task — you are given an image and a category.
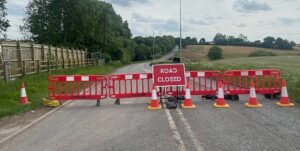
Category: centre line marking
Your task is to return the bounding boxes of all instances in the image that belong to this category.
[164,108,186,151]
[144,66,186,151]
[176,109,204,151]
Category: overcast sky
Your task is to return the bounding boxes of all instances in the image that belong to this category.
[5,0,300,43]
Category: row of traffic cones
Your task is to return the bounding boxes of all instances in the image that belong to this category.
[148,79,294,110]
[212,79,294,108]
[148,83,196,110]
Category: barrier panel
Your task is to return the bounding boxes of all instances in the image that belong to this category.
[48,75,108,101]
[108,73,153,99]
[165,71,222,96]
[47,69,282,104]
[223,69,281,95]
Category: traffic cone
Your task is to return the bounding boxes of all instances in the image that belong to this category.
[245,79,262,108]
[182,83,196,109]
[148,85,161,110]
[214,81,229,108]
[20,82,30,105]
[277,80,294,107]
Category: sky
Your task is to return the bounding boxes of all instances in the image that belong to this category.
[5,0,300,43]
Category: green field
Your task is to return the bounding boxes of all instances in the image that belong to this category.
[183,45,300,103]
[0,63,123,118]
[183,45,300,62]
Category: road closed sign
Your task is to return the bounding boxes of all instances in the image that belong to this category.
[152,64,186,87]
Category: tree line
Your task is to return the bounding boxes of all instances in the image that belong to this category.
[0,0,298,63]
[213,33,296,50]
[20,0,176,63]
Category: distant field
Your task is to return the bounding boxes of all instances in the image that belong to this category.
[183,45,300,62]
[184,47,300,102]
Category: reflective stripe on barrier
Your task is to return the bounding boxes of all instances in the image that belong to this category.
[165,71,222,96]
[223,69,281,95]
[48,75,107,100]
[108,73,153,98]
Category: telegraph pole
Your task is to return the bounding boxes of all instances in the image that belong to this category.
[152,30,155,61]
[180,0,182,62]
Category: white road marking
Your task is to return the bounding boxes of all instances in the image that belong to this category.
[164,109,187,151]
[176,109,204,151]
[143,66,187,151]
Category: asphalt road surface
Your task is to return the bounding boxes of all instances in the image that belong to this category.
[1,61,300,151]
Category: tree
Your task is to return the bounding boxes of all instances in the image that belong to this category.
[199,38,206,44]
[132,36,176,61]
[207,46,223,60]
[0,0,10,37]
[274,37,293,50]
[23,0,134,61]
[213,33,227,45]
[262,36,275,48]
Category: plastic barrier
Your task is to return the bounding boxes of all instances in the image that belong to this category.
[108,73,153,99]
[48,75,108,101]
[222,69,281,96]
[165,71,222,96]
[47,69,282,105]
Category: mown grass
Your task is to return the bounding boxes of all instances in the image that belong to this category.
[186,56,300,103]
[0,63,123,118]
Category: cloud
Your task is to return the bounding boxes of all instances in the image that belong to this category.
[233,0,271,13]
[6,15,24,39]
[234,23,247,27]
[185,18,211,26]
[152,19,179,32]
[6,0,28,7]
[108,0,149,7]
[297,6,300,10]
[205,15,224,21]
[6,3,26,16]
[131,13,179,32]
[278,18,300,26]
[132,13,162,23]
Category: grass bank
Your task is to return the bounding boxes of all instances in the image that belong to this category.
[0,63,123,118]
[186,56,300,103]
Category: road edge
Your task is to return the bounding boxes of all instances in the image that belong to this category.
[0,101,71,145]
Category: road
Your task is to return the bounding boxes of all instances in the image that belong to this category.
[1,60,300,151]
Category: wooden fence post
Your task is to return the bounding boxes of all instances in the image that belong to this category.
[22,60,26,76]
[42,44,45,60]
[37,60,40,73]
[4,61,12,82]
[31,43,35,61]
[47,60,50,72]
[61,48,65,69]
[17,42,22,75]
[55,47,58,70]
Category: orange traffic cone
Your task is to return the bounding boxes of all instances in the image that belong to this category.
[182,83,196,109]
[20,82,30,105]
[148,85,161,110]
[214,81,229,108]
[245,79,262,108]
[277,80,294,107]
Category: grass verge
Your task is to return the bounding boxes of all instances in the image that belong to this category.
[0,63,123,118]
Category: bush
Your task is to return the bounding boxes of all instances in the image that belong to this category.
[207,46,223,60]
[248,50,277,57]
